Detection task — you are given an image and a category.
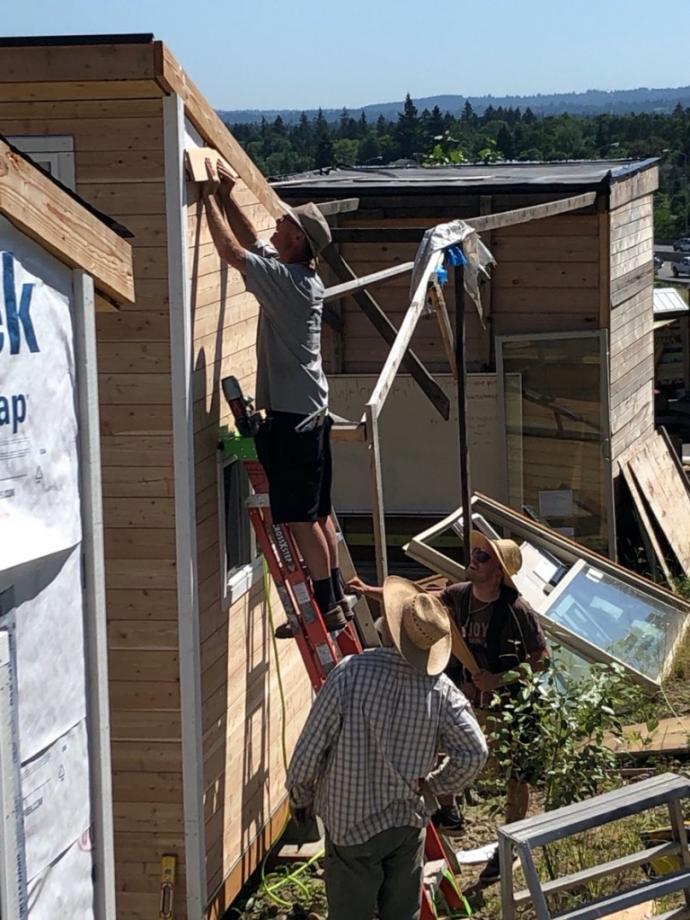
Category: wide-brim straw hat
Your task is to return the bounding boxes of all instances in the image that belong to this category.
[281,201,332,259]
[470,530,522,590]
[382,576,452,676]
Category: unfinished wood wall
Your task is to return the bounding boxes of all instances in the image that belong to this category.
[0,43,315,920]
[330,195,601,374]
[0,86,185,919]
[186,178,312,915]
[608,193,656,469]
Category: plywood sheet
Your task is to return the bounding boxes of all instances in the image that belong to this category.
[329,373,505,514]
[604,715,690,756]
[625,432,690,573]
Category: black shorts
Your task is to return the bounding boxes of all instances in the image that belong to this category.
[254,411,333,524]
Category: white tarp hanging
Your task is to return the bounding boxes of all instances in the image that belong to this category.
[12,548,87,762]
[22,719,90,883]
[0,227,81,569]
[0,220,93,919]
[27,835,94,920]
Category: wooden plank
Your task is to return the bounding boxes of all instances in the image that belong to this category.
[0,116,163,151]
[109,681,180,711]
[321,246,449,419]
[184,146,238,182]
[0,43,157,83]
[611,262,654,308]
[0,80,164,102]
[77,149,165,182]
[0,138,134,302]
[609,170,659,210]
[0,98,163,119]
[154,42,283,218]
[627,432,690,572]
[621,463,675,589]
[315,197,360,216]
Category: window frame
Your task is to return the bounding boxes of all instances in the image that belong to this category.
[217,453,259,608]
[6,135,76,191]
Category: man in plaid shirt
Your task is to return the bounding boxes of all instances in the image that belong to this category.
[286,576,488,920]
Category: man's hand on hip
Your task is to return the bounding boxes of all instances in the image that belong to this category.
[472,669,501,692]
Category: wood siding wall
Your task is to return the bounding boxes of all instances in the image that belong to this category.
[608,194,656,468]
[329,196,602,373]
[186,180,312,915]
[0,92,184,919]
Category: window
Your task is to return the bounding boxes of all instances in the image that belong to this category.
[219,456,258,603]
[404,495,690,689]
[6,136,76,191]
[497,332,613,555]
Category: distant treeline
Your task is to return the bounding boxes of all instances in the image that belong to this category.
[226,95,690,238]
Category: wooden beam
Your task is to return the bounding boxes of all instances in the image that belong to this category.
[321,246,450,419]
[609,167,659,211]
[621,463,675,590]
[323,261,414,302]
[0,42,157,84]
[0,139,134,303]
[154,42,284,219]
[315,197,360,217]
[0,80,165,103]
[330,421,366,443]
[184,147,238,183]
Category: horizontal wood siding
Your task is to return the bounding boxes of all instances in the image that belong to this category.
[608,195,655,468]
[188,180,312,913]
[334,199,601,373]
[0,88,184,920]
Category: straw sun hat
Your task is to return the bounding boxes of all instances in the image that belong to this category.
[470,530,522,590]
[382,576,452,676]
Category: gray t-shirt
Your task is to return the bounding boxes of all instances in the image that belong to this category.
[244,240,329,415]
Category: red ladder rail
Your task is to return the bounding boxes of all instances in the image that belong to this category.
[219,377,468,918]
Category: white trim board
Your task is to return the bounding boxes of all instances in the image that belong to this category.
[163,92,206,916]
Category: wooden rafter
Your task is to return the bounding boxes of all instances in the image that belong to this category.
[154,41,284,219]
[0,139,134,302]
[321,245,450,419]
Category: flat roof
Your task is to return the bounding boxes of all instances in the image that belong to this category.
[274,159,659,197]
[0,33,154,47]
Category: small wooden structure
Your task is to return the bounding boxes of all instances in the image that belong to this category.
[654,287,690,392]
[0,137,133,917]
[0,35,312,920]
[277,163,659,560]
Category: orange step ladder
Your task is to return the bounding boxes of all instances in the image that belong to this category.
[220,376,469,919]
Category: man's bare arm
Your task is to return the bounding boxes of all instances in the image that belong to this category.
[203,192,247,273]
[218,177,259,249]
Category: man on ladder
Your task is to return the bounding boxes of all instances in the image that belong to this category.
[286,576,488,920]
[202,164,352,634]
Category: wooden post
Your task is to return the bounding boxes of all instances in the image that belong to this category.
[454,265,473,562]
[366,405,388,583]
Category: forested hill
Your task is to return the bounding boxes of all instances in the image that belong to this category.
[224,96,690,238]
[220,85,690,125]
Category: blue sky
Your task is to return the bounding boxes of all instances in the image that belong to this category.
[3,0,690,110]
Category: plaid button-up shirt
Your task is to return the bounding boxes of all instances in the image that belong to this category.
[286,647,488,846]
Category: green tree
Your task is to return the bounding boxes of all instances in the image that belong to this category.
[396,92,420,159]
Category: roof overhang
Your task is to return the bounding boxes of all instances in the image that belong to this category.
[0,137,134,303]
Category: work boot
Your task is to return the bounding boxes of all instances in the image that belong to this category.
[323,605,348,632]
[274,622,294,639]
[478,844,518,884]
[432,803,465,835]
